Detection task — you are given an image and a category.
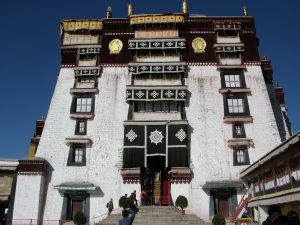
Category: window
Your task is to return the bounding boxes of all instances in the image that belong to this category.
[67,147,86,166]
[76,98,92,112]
[228,98,243,113]
[63,32,99,45]
[221,71,246,88]
[135,101,179,112]
[232,123,246,138]
[74,148,83,163]
[71,97,95,114]
[79,53,97,61]
[75,121,87,135]
[233,146,249,166]
[224,96,250,116]
[75,76,96,89]
[224,75,240,87]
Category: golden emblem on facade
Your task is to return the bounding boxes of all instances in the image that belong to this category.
[192,37,207,53]
[109,39,123,54]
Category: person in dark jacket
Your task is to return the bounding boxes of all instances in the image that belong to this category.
[287,211,300,225]
[262,205,290,225]
[118,208,136,225]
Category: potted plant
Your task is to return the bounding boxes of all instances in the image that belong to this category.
[212,212,226,225]
[175,195,188,214]
[73,211,87,225]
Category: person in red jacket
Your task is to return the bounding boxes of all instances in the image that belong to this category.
[140,189,147,206]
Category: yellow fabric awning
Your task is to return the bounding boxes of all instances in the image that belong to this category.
[130,14,185,25]
[61,20,103,31]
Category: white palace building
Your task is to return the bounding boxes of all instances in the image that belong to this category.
[10,2,292,224]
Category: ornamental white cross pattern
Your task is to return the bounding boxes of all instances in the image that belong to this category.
[166,42,173,47]
[178,90,186,98]
[135,91,145,98]
[129,42,135,48]
[178,42,185,47]
[153,42,160,47]
[165,90,174,98]
[150,91,159,98]
[166,66,174,71]
[126,129,138,142]
[126,91,132,98]
[140,66,148,71]
[153,66,161,71]
[175,129,187,142]
[140,42,147,47]
[129,67,135,72]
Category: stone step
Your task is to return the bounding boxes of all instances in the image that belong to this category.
[97,206,211,225]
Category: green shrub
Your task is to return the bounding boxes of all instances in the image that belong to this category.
[119,196,130,209]
[212,212,226,225]
[73,211,87,225]
[175,195,188,210]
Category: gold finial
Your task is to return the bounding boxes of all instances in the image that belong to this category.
[242,6,248,16]
[128,3,133,17]
[182,0,188,14]
[106,6,112,19]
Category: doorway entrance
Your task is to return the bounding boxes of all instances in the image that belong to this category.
[141,156,171,205]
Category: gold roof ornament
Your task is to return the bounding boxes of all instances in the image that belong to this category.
[109,39,123,54]
[192,37,206,53]
[242,6,248,16]
[182,0,188,14]
[106,6,112,18]
[128,3,133,17]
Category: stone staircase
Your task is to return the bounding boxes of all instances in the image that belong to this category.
[97,206,212,225]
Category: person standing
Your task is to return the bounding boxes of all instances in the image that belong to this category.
[262,205,290,225]
[106,198,114,216]
[132,190,137,205]
[118,208,136,225]
[140,189,147,206]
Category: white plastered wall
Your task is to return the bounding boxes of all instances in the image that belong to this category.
[31,67,133,223]
[182,65,282,221]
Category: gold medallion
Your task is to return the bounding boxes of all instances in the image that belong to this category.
[192,37,207,53]
[109,39,123,54]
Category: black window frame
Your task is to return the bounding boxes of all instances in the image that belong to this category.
[223,95,250,116]
[75,121,87,135]
[232,123,246,138]
[233,146,250,166]
[134,101,180,113]
[70,96,95,114]
[220,71,246,89]
[67,146,86,167]
[74,75,97,89]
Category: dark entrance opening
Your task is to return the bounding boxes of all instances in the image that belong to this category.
[147,156,165,171]
[141,156,171,205]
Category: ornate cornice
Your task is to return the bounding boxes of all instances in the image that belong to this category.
[126,85,187,101]
[128,38,186,50]
[128,62,186,75]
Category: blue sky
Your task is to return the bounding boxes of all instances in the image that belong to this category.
[0,0,299,159]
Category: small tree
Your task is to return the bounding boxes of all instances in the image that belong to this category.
[119,196,130,209]
[175,195,188,211]
[73,211,87,225]
[212,212,226,225]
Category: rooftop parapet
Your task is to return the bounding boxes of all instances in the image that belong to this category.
[129,13,185,26]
